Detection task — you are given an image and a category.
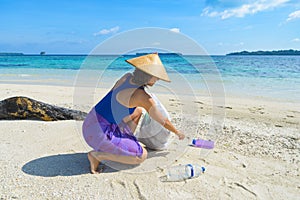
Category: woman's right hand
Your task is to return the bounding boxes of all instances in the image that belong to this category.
[176,131,185,140]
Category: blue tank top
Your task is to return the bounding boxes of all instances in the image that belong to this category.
[95,75,144,124]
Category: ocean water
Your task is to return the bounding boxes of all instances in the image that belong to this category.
[0,55,299,102]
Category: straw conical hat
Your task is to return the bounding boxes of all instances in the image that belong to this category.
[126,53,171,82]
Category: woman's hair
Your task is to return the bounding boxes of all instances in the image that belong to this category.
[132,68,153,86]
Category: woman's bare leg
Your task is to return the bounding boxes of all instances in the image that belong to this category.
[87,146,148,174]
[88,151,101,174]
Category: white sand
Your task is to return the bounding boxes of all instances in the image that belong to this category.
[0,83,299,199]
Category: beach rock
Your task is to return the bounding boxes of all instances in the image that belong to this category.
[0,96,87,121]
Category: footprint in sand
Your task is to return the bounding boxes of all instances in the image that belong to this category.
[218,105,233,109]
[193,100,204,104]
[286,115,295,118]
[248,106,265,114]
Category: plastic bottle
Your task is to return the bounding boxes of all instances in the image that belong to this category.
[192,139,214,149]
[161,164,205,182]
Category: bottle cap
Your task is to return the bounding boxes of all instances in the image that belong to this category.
[192,139,196,145]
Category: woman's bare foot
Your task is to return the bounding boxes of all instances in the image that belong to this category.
[88,151,100,174]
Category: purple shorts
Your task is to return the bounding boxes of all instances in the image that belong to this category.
[82,108,143,157]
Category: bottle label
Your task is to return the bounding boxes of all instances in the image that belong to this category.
[192,139,214,149]
[187,164,194,178]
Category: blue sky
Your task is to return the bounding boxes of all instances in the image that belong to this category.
[0,0,299,55]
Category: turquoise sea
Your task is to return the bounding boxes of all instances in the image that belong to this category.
[0,55,299,102]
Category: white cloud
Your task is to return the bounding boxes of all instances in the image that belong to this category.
[287,10,300,21]
[170,28,180,33]
[152,42,161,45]
[202,0,289,19]
[292,38,300,42]
[244,25,253,30]
[93,26,120,36]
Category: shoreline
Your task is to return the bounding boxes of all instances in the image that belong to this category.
[0,83,299,199]
[0,82,300,115]
[1,72,299,104]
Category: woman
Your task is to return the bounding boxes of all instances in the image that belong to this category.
[82,53,185,174]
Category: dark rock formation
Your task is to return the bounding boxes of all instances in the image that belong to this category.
[0,96,87,121]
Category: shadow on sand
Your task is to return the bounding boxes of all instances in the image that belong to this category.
[22,150,169,177]
[22,153,117,177]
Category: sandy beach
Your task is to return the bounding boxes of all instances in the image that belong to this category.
[0,83,299,200]
[2,0,300,199]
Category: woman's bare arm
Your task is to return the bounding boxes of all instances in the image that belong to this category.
[130,90,185,140]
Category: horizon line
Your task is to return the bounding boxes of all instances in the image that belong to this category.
[0,53,226,56]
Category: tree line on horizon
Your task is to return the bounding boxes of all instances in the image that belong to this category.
[227,49,300,56]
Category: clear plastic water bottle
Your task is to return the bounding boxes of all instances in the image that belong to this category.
[192,139,214,149]
[161,164,205,182]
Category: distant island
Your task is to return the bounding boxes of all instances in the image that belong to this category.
[227,49,300,56]
[0,52,24,56]
[136,52,182,56]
